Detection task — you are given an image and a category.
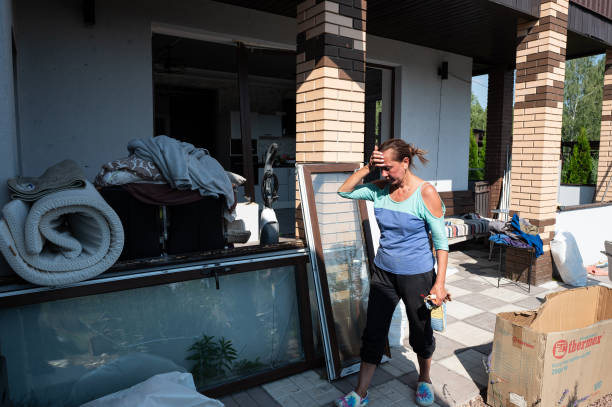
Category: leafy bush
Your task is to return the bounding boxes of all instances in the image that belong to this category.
[562,128,593,184]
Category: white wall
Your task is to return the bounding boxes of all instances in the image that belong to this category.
[13,0,153,180]
[558,185,595,206]
[12,0,470,192]
[0,0,19,276]
[556,205,612,265]
[0,0,18,206]
[367,35,472,192]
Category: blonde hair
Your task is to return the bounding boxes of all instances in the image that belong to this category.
[379,139,428,169]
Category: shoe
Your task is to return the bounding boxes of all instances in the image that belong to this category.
[335,390,369,407]
[415,382,434,406]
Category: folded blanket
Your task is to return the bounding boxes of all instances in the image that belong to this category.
[127,136,235,218]
[0,182,124,286]
[7,160,87,201]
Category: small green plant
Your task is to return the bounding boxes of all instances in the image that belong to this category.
[234,357,265,375]
[187,335,266,388]
[187,335,237,387]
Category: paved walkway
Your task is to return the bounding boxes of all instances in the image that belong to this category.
[219,243,611,407]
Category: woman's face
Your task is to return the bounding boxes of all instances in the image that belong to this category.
[380,149,410,184]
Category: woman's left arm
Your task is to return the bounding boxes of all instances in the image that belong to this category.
[421,184,449,306]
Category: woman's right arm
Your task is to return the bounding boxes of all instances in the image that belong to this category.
[338,165,373,193]
[338,146,384,193]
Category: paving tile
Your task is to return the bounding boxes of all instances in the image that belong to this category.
[448,278,492,293]
[331,364,394,396]
[438,349,489,388]
[445,273,463,283]
[443,284,472,299]
[397,370,419,389]
[380,361,405,377]
[247,386,282,406]
[262,377,301,399]
[480,286,529,303]
[463,312,498,332]
[489,303,529,314]
[432,333,467,361]
[445,300,483,319]
[437,321,493,347]
[276,390,318,407]
[512,295,545,310]
[538,280,563,290]
[218,396,239,407]
[308,384,343,405]
[368,379,443,406]
[503,282,548,295]
[445,314,458,325]
[428,363,481,407]
[468,274,500,287]
[232,391,257,406]
[388,347,418,373]
[461,293,507,311]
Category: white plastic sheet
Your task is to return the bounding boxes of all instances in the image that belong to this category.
[81,372,224,407]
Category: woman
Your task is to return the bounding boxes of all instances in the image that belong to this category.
[335,139,449,407]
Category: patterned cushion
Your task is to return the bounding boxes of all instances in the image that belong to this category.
[445,217,489,238]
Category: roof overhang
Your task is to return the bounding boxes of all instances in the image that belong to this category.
[213,0,612,75]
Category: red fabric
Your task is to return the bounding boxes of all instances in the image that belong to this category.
[122,183,203,206]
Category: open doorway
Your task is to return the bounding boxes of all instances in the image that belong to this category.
[364,64,394,181]
[151,33,297,237]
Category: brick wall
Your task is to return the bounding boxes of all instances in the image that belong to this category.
[509,0,569,284]
[295,0,367,239]
[596,49,612,202]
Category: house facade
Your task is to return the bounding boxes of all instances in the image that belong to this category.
[0,0,611,404]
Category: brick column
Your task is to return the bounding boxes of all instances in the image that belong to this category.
[485,68,514,217]
[510,0,568,285]
[596,49,612,202]
[295,0,366,239]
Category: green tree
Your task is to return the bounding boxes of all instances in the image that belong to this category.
[469,129,484,180]
[562,55,605,141]
[563,128,593,184]
[471,93,487,131]
[469,93,487,181]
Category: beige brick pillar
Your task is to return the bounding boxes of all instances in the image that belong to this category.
[510,0,568,284]
[596,49,612,202]
[295,0,366,239]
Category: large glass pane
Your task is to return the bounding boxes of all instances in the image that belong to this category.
[311,172,370,369]
[0,266,303,407]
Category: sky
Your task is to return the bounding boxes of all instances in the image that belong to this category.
[472,74,488,108]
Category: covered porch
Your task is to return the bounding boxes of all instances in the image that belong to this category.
[1,0,612,405]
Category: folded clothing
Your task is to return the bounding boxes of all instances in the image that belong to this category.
[94,155,165,187]
[446,217,489,238]
[0,182,124,286]
[8,159,87,201]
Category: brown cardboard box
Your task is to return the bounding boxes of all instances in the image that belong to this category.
[487,286,611,407]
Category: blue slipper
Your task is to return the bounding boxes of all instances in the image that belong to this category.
[416,381,435,406]
[335,390,369,407]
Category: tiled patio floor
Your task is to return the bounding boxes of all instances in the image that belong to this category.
[219,243,612,407]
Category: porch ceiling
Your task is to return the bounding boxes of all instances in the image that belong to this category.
[213,0,610,75]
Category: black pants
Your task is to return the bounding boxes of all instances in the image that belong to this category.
[360,266,436,364]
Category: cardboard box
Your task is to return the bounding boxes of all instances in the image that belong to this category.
[487,286,611,407]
